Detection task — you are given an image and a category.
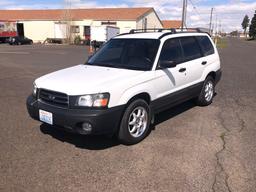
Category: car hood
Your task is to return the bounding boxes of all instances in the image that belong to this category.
[35,65,145,95]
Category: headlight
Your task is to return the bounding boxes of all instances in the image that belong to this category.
[77,93,110,107]
[32,83,37,97]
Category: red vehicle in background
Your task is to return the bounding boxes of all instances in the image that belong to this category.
[0,20,18,43]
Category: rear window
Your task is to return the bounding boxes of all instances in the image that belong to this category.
[180,37,202,61]
[196,36,214,56]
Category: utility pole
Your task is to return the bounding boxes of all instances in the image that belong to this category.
[215,14,218,36]
[209,8,213,35]
[219,20,221,36]
[181,0,188,31]
[214,14,218,44]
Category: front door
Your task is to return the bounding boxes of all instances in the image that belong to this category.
[154,37,188,101]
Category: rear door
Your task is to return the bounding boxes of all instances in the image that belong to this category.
[178,36,205,86]
[195,35,216,70]
[152,36,206,111]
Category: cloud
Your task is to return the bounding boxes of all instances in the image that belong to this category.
[63,0,128,8]
[140,1,256,32]
[0,0,15,7]
[190,15,200,21]
[185,2,256,32]
[1,0,61,10]
[1,0,256,32]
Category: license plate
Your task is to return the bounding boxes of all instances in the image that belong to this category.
[39,109,53,125]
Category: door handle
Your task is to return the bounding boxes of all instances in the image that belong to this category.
[179,68,186,72]
[201,61,207,65]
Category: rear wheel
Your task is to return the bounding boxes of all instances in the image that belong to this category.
[118,99,151,145]
[196,76,215,106]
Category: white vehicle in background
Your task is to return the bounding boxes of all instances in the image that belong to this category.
[90,26,120,48]
[27,28,222,145]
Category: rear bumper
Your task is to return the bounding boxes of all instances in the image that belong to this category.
[26,95,124,135]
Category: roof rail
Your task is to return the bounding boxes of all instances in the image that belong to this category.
[116,27,210,38]
[129,28,166,33]
[128,27,209,34]
[177,27,211,36]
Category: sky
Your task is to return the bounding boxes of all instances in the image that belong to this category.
[1,0,256,32]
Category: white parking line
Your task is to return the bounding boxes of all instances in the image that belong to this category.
[0,51,30,54]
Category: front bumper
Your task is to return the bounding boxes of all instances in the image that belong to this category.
[26,95,124,135]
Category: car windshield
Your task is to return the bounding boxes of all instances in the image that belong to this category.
[87,38,160,71]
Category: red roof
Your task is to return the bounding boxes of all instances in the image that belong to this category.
[162,20,182,29]
[0,8,153,21]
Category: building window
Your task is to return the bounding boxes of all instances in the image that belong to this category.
[142,18,147,31]
[84,26,91,36]
[101,21,117,25]
[71,26,80,33]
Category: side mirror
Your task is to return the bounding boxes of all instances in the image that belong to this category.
[159,60,177,69]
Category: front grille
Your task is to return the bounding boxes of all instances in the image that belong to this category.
[39,89,68,108]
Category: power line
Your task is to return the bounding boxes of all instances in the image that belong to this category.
[188,0,202,17]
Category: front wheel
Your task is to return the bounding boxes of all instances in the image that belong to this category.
[118,99,151,145]
[196,76,215,106]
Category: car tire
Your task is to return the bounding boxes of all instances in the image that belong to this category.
[118,99,151,145]
[196,76,215,106]
[18,42,21,45]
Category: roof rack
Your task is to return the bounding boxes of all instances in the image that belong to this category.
[129,28,176,33]
[116,27,210,38]
[177,28,210,34]
[129,27,209,34]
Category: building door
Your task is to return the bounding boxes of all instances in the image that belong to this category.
[84,26,90,40]
[17,23,24,37]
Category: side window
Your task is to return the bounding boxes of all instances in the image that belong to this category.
[196,36,215,56]
[159,38,183,64]
[180,36,202,61]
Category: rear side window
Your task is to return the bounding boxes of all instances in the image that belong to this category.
[180,37,202,61]
[196,36,214,56]
[159,38,183,64]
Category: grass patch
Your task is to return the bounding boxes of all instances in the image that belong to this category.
[215,37,227,48]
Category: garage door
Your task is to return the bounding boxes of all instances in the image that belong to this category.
[54,23,67,38]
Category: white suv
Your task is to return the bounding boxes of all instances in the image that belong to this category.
[27,29,221,145]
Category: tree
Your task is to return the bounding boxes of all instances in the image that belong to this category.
[241,15,249,37]
[249,11,256,39]
[230,30,238,37]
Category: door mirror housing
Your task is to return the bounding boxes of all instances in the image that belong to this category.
[159,60,177,69]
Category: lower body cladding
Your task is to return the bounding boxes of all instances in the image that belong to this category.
[26,95,124,135]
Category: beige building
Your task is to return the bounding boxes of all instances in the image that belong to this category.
[0,8,163,43]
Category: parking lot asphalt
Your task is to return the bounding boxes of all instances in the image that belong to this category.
[0,38,255,192]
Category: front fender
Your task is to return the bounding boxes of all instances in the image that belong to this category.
[117,84,154,107]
